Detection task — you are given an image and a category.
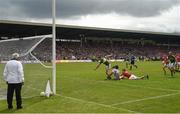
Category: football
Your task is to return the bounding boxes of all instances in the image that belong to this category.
[40,92,45,96]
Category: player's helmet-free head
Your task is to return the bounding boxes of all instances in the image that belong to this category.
[98,56,101,59]
[12,53,20,60]
[113,65,119,69]
[168,51,172,55]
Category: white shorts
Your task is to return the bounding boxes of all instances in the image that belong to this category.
[129,75,138,80]
[105,64,111,70]
[168,63,176,69]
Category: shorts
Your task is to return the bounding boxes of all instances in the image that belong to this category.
[105,64,111,70]
[130,61,135,65]
[168,63,176,69]
[163,63,168,67]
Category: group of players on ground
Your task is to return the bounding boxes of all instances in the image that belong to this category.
[94,54,147,80]
[94,51,180,80]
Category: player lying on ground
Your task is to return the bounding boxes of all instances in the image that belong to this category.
[120,69,149,80]
[94,54,112,80]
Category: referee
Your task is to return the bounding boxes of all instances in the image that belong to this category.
[3,53,24,109]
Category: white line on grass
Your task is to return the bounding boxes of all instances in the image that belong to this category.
[17,86,138,113]
[56,93,137,113]
[111,92,180,106]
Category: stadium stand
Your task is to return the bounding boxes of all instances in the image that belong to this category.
[0,20,180,61]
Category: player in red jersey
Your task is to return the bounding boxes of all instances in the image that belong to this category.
[162,55,169,75]
[120,69,149,80]
[176,54,180,71]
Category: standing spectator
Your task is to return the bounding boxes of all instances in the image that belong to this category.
[3,53,24,109]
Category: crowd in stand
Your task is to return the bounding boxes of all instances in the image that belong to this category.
[56,41,180,61]
[1,39,180,61]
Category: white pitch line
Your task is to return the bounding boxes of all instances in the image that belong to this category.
[56,94,137,113]
[111,92,180,106]
[12,86,137,113]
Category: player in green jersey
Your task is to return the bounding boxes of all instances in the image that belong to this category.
[167,51,176,76]
[94,55,112,80]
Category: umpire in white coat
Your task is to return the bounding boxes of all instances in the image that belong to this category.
[3,53,24,109]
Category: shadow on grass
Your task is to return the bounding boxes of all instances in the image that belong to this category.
[0,109,16,113]
[0,96,46,113]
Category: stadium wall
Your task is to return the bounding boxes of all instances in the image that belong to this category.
[1,59,124,64]
[56,59,124,63]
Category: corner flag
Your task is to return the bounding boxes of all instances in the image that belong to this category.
[45,80,52,98]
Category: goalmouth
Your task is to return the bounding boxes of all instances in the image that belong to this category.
[0,34,56,98]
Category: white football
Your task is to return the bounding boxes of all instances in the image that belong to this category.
[40,92,45,96]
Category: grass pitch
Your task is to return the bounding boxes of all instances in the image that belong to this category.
[0,61,180,113]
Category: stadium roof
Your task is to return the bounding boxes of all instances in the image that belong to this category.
[0,20,180,43]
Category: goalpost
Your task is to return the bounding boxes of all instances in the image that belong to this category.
[0,0,56,99]
[0,34,55,98]
[52,0,56,95]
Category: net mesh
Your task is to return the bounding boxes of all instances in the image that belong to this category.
[0,35,52,99]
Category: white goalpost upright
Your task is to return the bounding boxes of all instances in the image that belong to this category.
[52,0,56,95]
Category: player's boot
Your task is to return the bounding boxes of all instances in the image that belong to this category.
[146,75,149,79]
[107,76,112,80]
[135,65,138,68]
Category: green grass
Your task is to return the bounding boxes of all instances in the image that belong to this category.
[0,61,180,113]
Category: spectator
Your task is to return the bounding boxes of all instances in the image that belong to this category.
[3,53,24,109]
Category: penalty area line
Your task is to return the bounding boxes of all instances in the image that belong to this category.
[111,92,180,106]
[56,93,137,113]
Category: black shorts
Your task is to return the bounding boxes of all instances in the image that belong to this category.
[131,61,135,65]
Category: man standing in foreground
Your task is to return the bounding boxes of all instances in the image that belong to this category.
[3,53,24,109]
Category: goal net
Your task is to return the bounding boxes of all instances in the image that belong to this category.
[0,35,53,99]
